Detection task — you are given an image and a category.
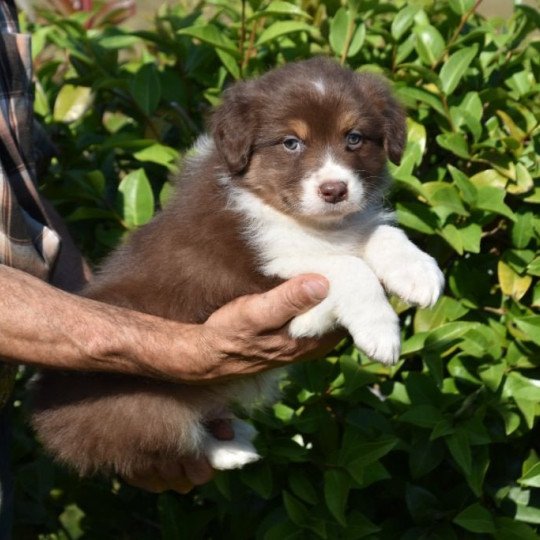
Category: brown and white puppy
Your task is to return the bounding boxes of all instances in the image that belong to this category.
[31,58,444,475]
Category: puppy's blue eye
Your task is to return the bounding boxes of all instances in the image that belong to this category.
[283,137,302,152]
[346,131,363,149]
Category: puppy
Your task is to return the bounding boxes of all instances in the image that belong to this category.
[31,58,444,476]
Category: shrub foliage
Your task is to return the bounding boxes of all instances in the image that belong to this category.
[12,0,540,538]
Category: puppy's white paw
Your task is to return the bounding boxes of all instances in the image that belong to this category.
[289,301,336,338]
[206,441,261,470]
[204,418,260,470]
[347,308,401,365]
[383,253,444,308]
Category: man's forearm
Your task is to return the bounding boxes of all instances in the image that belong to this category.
[1,264,333,383]
[0,264,203,379]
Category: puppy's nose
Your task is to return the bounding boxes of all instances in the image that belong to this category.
[318,181,348,204]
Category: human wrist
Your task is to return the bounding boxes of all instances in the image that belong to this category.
[90,311,212,382]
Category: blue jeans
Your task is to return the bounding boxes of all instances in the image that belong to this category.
[0,405,13,540]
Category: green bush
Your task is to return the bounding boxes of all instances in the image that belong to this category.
[12,0,540,538]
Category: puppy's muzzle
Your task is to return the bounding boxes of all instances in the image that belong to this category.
[318,181,348,204]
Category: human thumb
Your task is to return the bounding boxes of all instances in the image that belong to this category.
[244,274,329,331]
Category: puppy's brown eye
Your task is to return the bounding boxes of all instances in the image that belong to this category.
[346,131,363,149]
[283,137,303,152]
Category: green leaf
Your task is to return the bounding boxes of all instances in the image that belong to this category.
[527,257,540,277]
[391,6,419,41]
[241,462,273,499]
[289,471,318,505]
[499,486,540,525]
[347,23,366,58]
[98,34,140,49]
[118,169,155,229]
[399,405,444,428]
[216,48,241,80]
[474,186,516,221]
[256,21,316,46]
[53,85,93,123]
[133,144,179,169]
[251,1,311,20]
[158,493,184,539]
[396,202,439,235]
[339,356,378,394]
[66,208,117,222]
[394,33,415,64]
[446,430,471,476]
[59,504,85,539]
[409,438,444,478]
[413,24,445,66]
[396,86,446,116]
[414,296,469,333]
[159,182,173,208]
[177,24,238,54]
[470,169,508,189]
[513,316,540,346]
[407,119,427,156]
[324,470,350,526]
[424,322,477,353]
[439,45,478,95]
[506,70,533,97]
[406,484,440,524]
[341,436,398,468]
[498,260,532,300]
[479,362,505,392]
[282,491,310,527]
[494,518,540,540]
[436,133,469,158]
[453,503,495,533]
[423,182,468,216]
[129,63,161,115]
[329,8,348,56]
[520,463,540,489]
[512,212,535,248]
[343,511,380,539]
[448,0,476,15]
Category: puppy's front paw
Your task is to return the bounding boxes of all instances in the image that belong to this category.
[347,308,401,365]
[383,252,444,308]
[289,301,336,338]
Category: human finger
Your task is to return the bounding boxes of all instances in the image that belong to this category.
[208,274,329,332]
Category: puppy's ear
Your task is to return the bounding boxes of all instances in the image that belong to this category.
[357,73,407,165]
[211,83,258,175]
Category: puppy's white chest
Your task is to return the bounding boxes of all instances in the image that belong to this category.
[229,187,366,278]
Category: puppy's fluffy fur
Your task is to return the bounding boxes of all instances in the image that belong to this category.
[31,58,444,475]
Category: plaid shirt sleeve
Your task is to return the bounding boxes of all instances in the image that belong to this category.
[0,0,61,406]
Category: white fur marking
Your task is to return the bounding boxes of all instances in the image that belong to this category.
[205,418,260,470]
[299,155,364,218]
[312,79,326,94]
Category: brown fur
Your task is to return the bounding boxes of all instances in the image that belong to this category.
[30,58,405,477]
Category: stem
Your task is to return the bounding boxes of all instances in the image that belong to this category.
[441,94,456,132]
[339,8,357,66]
[239,0,246,79]
[447,0,484,49]
[242,19,261,73]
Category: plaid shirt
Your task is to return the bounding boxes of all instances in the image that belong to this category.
[0,0,60,407]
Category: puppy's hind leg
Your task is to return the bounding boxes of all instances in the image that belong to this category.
[204,418,261,470]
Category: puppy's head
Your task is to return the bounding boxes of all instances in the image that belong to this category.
[211,58,406,223]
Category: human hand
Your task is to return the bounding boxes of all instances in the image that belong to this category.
[122,419,234,494]
[192,274,343,382]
